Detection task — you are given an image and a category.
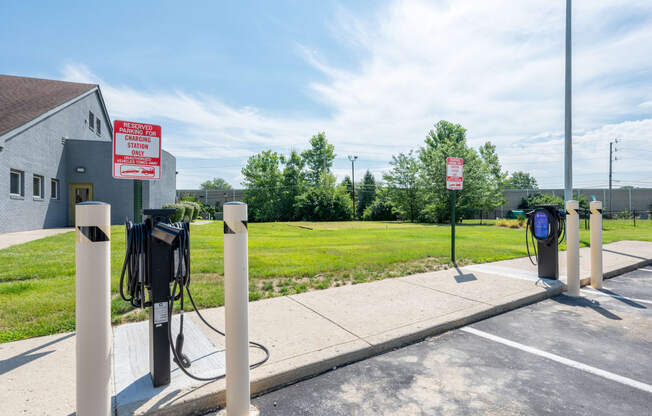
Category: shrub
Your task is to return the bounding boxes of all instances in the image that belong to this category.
[185,201,201,220]
[295,184,353,221]
[362,195,397,221]
[181,203,195,221]
[496,218,525,229]
[616,210,632,219]
[162,203,186,222]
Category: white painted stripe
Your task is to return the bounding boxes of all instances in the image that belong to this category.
[580,289,652,305]
[639,268,652,273]
[461,326,652,394]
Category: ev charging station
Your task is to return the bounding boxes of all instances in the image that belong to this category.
[526,205,566,280]
[118,206,269,396]
[73,120,271,415]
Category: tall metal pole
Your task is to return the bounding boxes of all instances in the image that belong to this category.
[134,179,143,223]
[564,0,573,203]
[609,141,613,215]
[348,155,357,218]
[451,190,456,264]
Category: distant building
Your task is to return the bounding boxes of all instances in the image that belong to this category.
[0,75,176,233]
[176,189,245,210]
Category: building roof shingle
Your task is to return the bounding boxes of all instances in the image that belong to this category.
[0,74,97,136]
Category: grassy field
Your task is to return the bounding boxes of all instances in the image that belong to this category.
[1,219,650,343]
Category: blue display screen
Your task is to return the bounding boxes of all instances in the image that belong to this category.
[534,211,549,239]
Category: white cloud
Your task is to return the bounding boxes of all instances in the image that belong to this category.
[62,0,652,189]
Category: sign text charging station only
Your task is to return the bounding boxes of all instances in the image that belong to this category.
[446,157,463,264]
[446,157,463,190]
[113,120,162,180]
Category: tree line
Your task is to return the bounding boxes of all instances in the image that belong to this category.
[238,120,538,222]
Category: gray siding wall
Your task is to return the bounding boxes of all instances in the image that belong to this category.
[64,140,134,225]
[144,150,176,210]
[0,91,111,232]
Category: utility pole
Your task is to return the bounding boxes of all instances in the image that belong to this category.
[564,0,573,203]
[609,138,619,215]
[348,155,358,218]
[609,141,613,215]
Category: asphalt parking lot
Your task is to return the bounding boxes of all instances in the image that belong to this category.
[250,268,652,415]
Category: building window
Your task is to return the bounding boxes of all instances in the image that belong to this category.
[88,111,95,131]
[10,169,24,197]
[96,118,101,136]
[33,174,44,199]
[51,179,60,200]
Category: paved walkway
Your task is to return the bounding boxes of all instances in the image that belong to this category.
[248,268,652,415]
[0,227,73,250]
[0,241,650,415]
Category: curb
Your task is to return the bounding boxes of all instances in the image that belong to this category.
[145,284,565,415]
[127,260,648,415]
[575,258,652,288]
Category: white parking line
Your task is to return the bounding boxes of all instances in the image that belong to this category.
[639,268,652,273]
[461,326,652,394]
[580,289,652,305]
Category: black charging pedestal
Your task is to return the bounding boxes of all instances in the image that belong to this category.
[144,209,175,387]
[532,205,562,280]
[537,232,559,279]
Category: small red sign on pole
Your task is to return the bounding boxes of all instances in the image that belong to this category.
[446,157,463,190]
[113,120,161,180]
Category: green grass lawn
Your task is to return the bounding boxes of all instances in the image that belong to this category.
[1,219,650,343]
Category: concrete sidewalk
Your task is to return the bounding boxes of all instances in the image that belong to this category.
[0,240,650,416]
[0,227,73,250]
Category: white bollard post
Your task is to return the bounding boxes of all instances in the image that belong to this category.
[566,200,580,296]
[590,201,603,289]
[75,201,112,416]
[223,202,255,416]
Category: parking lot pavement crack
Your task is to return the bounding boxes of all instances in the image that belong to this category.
[286,296,371,346]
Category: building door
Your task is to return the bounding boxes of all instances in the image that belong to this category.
[69,183,94,225]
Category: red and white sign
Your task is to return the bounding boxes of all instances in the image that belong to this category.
[446,157,463,190]
[113,120,161,180]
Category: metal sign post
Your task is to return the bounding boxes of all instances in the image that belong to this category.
[446,157,463,264]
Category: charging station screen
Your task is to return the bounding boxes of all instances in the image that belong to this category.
[533,211,549,239]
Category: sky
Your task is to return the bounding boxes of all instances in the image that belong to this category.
[2,0,651,189]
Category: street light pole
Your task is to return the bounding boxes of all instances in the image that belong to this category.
[564,0,573,203]
[348,155,358,219]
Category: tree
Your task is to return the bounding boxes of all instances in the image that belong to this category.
[241,150,283,222]
[477,142,507,219]
[504,171,538,190]
[340,176,354,199]
[295,173,353,221]
[362,187,396,221]
[302,132,335,186]
[418,121,485,222]
[518,193,564,209]
[357,170,377,218]
[383,151,423,222]
[280,150,306,221]
[200,177,232,190]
